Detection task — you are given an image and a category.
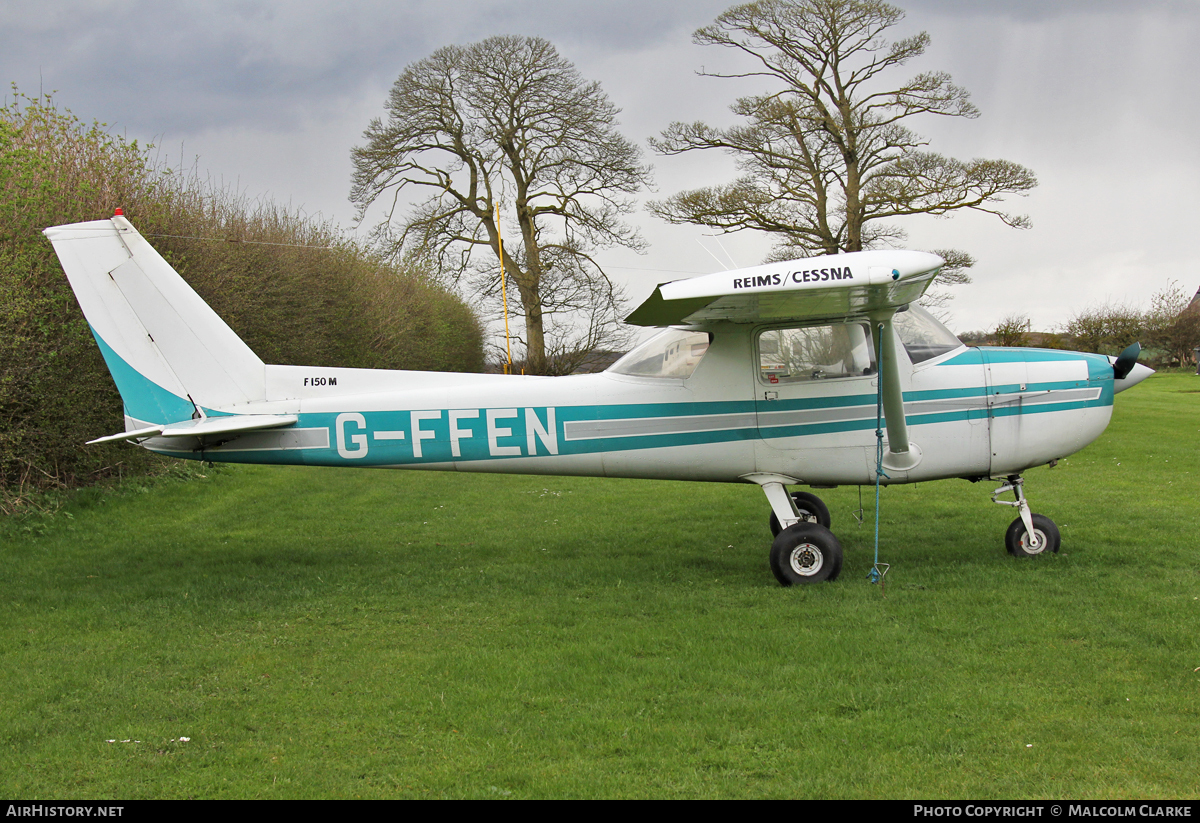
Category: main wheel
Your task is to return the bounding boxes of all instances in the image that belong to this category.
[768,491,832,536]
[1005,513,1061,557]
[770,523,843,585]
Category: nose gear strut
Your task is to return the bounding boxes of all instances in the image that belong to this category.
[991,475,1061,557]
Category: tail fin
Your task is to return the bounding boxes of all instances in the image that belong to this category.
[44,215,266,426]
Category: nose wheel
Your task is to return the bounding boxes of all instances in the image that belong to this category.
[1005,513,1061,557]
[993,475,1061,558]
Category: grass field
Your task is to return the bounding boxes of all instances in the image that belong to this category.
[2,373,1197,799]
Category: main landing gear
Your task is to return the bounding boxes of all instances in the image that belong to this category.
[992,475,1061,557]
[756,479,843,585]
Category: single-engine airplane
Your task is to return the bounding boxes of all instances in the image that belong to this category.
[44,213,1153,584]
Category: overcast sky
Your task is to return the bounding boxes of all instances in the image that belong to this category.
[4,0,1198,334]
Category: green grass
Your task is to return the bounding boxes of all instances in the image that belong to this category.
[2,373,1198,798]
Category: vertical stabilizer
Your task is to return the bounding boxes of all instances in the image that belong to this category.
[44,216,266,425]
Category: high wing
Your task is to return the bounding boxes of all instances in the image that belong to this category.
[625,250,944,326]
[623,248,943,473]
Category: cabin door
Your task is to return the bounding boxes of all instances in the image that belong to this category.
[752,321,880,481]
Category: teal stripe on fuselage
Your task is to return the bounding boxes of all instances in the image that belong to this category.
[556,399,755,419]
[943,347,1087,366]
[90,326,195,424]
[186,383,1110,467]
[948,346,1114,379]
[155,345,1116,466]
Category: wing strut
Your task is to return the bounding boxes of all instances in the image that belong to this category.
[872,312,921,472]
[868,318,896,589]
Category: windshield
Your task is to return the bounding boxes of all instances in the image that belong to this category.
[893,305,964,364]
[608,328,712,378]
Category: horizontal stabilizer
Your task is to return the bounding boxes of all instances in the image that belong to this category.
[627,250,943,326]
[88,425,169,446]
[87,414,298,445]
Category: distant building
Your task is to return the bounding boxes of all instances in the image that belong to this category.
[1186,285,1200,315]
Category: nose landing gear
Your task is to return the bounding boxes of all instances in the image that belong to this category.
[992,475,1061,557]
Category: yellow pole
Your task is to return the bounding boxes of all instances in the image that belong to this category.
[496,204,514,375]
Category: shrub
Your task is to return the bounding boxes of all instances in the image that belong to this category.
[992,313,1031,347]
[1143,282,1200,368]
[1060,283,1199,367]
[1060,302,1144,358]
[1,91,483,511]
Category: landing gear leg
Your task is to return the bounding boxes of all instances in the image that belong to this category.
[768,490,832,536]
[991,475,1061,557]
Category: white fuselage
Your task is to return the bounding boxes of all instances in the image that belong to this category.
[139,321,1119,488]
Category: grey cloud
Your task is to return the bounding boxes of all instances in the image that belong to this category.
[4,0,733,135]
[4,0,1198,332]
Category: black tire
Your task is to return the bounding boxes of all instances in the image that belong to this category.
[768,491,832,536]
[1005,513,1061,557]
[770,523,843,585]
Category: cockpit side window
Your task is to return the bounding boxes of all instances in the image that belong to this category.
[756,322,876,384]
[608,328,712,379]
[892,305,964,364]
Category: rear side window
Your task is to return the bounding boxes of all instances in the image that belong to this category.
[609,328,712,379]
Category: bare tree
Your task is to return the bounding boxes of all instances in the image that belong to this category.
[351,35,652,374]
[649,0,1037,302]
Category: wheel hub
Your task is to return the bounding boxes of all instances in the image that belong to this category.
[1021,529,1047,555]
[789,543,824,576]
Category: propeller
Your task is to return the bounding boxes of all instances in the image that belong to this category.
[1113,342,1141,380]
